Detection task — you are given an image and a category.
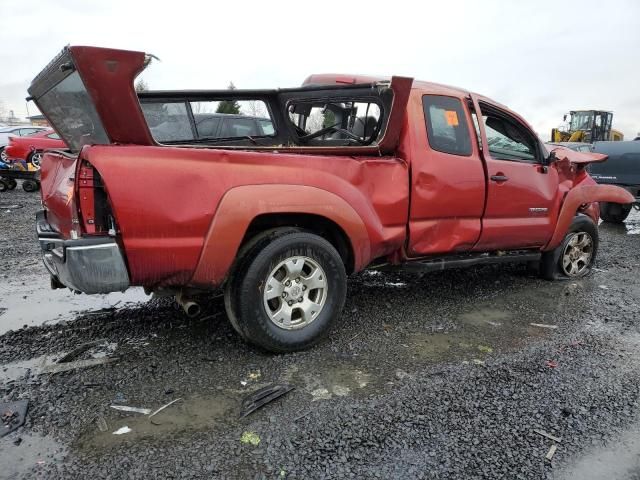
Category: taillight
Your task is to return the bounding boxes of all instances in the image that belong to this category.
[76,160,115,235]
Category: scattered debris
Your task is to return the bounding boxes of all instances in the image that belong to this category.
[533,429,562,443]
[471,359,485,366]
[247,370,261,381]
[83,382,103,388]
[477,345,493,354]
[484,320,502,327]
[13,437,22,446]
[592,267,607,273]
[395,369,413,380]
[240,431,261,446]
[57,340,104,363]
[311,388,332,402]
[545,444,557,461]
[96,416,108,432]
[598,285,609,290]
[112,426,132,435]
[1,400,29,438]
[149,398,183,424]
[41,357,116,374]
[545,360,558,369]
[294,411,311,422]
[0,307,6,318]
[530,323,559,330]
[240,384,294,418]
[113,392,127,404]
[111,405,152,415]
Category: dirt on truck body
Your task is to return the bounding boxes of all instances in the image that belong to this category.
[28,46,634,352]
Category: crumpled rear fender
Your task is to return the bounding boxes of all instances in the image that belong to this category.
[190,184,370,287]
[544,184,634,251]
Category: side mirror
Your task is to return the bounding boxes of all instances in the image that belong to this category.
[546,150,558,165]
[563,114,567,122]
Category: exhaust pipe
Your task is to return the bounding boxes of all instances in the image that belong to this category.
[175,292,201,318]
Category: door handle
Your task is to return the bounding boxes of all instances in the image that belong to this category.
[490,174,509,182]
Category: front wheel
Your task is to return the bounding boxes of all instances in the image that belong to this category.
[600,201,632,224]
[540,215,598,280]
[225,231,347,352]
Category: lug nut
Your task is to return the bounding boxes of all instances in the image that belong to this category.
[285,280,291,287]
[302,285,307,291]
[298,297,303,302]
[288,301,294,306]
[295,278,301,283]
[282,293,287,298]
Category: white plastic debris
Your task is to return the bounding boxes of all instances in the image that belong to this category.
[110,405,152,415]
[112,426,132,435]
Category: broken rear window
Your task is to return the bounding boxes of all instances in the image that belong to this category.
[287,100,382,146]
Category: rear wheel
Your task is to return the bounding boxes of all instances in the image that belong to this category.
[0,180,7,192]
[6,179,17,190]
[0,148,7,162]
[225,231,347,352]
[540,215,598,280]
[600,201,632,224]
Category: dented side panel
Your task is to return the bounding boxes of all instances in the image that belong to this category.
[83,146,409,287]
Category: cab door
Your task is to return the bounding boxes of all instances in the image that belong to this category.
[407,93,486,255]
[472,97,560,251]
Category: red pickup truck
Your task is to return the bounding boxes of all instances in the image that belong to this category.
[30,46,633,352]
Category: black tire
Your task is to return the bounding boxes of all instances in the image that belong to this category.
[6,179,17,190]
[600,201,632,224]
[22,180,39,192]
[225,231,347,352]
[0,180,7,192]
[224,227,301,340]
[540,215,598,280]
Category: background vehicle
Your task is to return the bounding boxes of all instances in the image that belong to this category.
[0,126,48,161]
[30,46,634,352]
[588,141,640,222]
[3,129,65,167]
[551,110,624,143]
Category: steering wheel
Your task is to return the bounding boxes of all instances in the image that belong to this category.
[299,122,368,145]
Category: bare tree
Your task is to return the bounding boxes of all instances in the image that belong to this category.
[135,78,149,92]
[242,100,268,118]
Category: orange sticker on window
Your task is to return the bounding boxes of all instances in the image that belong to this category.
[445,110,459,126]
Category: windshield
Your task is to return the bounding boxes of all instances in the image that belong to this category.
[36,71,109,151]
[569,111,594,132]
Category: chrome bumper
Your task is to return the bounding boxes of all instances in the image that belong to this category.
[37,210,130,294]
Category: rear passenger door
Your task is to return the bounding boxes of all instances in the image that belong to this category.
[408,94,486,255]
[472,98,559,251]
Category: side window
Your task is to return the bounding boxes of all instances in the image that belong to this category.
[46,132,61,140]
[191,100,273,139]
[423,95,472,156]
[482,112,538,163]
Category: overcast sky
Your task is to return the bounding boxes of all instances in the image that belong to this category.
[1,0,639,140]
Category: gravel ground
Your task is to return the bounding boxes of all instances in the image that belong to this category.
[1,188,640,479]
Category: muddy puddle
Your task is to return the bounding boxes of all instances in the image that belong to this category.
[0,431,67,478]
[0,274,149,335]
[285,362,373,401]
[78,394,237,449]
[403,280,580,365]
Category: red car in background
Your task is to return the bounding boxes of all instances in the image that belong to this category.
[3,129,65,167]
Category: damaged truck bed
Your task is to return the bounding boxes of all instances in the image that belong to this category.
[28,46,633,352]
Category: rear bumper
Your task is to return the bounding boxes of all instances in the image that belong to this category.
[36,210,130,294]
